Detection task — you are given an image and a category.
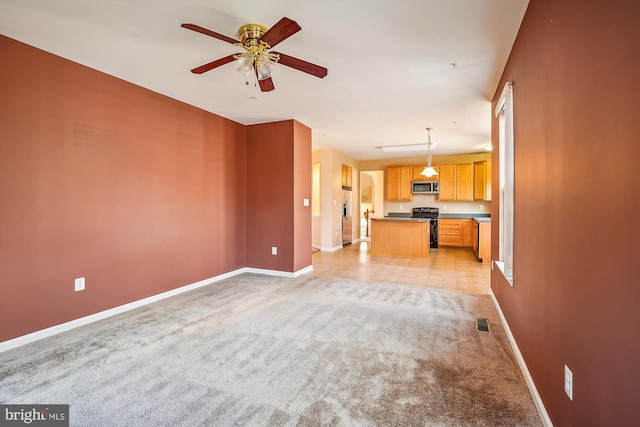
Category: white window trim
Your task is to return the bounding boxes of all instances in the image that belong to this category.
[495,82,514,286]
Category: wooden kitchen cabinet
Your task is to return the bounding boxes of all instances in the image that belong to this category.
[412,165,439,181]
[341,164,352,189]
[438,219,462,246]
[461,219,474,247]
[438,163,473,201]
[456,163,474,201]
[474,160,492,201]
[439,218,474,247]
[386,166,413,201]
[472,221,479,255]
[473,219,492,263]
[437,164,457,200]
[371,219,430,258]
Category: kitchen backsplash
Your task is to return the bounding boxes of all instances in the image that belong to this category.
[383,196,491,216]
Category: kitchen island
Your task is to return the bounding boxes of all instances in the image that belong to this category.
[370,217,430,258]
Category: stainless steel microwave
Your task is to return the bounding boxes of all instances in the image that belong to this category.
[411,180,439,195]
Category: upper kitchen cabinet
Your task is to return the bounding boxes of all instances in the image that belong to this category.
[474,160,492,201]
[438,163,473,201]
[412,165,439,181]
[386,166,413,201]
[438,164,456,200]
[456,163,474,201]
[341,164,352,189]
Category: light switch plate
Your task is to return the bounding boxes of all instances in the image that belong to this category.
[564,365,573,400]
[74,277,85,292]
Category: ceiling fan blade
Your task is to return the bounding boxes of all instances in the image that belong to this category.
[258,77,275,92]
[259,17,301,48]
[274,52,328,78]
[254,68,275,92]
[190,55,237,74]
[181,23,239,45]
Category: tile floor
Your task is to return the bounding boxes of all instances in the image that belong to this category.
[312,242,491,294]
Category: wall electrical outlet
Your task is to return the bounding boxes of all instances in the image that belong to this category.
[564,365,573,400]
[74,277,85,292]
[271,247,278,255]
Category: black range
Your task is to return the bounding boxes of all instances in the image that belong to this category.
[412,207,439,248]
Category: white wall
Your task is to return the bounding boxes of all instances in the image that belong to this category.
[312,149,359,251]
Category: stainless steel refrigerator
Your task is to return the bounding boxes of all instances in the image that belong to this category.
[342,188,352,246]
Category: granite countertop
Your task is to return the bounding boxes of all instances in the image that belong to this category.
[374,217,432,222]
[473,217,491,223]
[439,213,491,219]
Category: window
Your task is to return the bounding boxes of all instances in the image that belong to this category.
[495,82,514,285]
[312,163,320,216]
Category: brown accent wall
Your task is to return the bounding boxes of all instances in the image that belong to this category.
[246,120,312,272]
[491,1,640,425]
[0,36,247,342]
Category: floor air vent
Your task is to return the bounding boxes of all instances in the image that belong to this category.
[476,317,490,332]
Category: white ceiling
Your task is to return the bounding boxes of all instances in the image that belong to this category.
[0,0,529,160]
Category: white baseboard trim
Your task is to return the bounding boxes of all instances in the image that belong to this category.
[317,245,344,252]
[489,289,554,427]
[244,264,313,278]
[0,265,313,353]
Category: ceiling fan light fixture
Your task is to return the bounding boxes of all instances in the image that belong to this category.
[234,39,280,81]
[236,54,253,75]
[256,54,277,80]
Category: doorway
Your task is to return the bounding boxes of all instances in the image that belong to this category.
[360,170,384,241]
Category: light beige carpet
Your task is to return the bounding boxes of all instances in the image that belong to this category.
[0,274,541,426]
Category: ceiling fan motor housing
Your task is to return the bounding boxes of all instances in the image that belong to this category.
[237,24,269,47]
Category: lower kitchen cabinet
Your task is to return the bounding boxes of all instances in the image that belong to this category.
[473,219,491,263]
[439,218,475,248]
[461,219,474,247]
[438,219,461,246]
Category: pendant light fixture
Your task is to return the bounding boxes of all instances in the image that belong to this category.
[420,127,438,178]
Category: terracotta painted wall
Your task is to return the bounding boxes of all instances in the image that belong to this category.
[490,1,640,425]
[246,120,311,273]
[292,121,312,272]
[0,36,247,342]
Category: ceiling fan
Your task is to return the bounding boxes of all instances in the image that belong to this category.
[181,17,328,92]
